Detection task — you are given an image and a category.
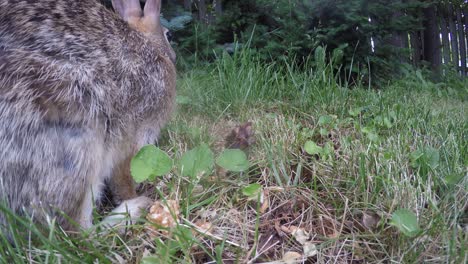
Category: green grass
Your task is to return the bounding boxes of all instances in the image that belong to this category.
[1,51,467,263]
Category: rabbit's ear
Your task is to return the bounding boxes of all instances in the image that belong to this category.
[143,0,161,23]
[111,0,143,22]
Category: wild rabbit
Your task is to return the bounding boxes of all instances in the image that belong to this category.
[0,0,176,235]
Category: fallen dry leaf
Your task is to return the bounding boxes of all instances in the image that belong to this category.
[282,225,318,259]
[194,220,213,234]
[266,186,285,192]
[145,200,180,236]
[303,242,317,257]
[260,189,270,213]
[362,211,381,230]
[283,251,303,264]
[291,226,310,245]
[192,184,205,195]
[196,208,218,220]
[280,225,296,234]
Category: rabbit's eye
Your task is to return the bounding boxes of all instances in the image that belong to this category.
[165,30,173,42]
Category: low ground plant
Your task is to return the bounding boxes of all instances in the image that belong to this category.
[1,50,466,263]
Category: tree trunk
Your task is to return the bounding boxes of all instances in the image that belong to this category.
[456,7,466,75]
[184,0,192,12]
[409,8,423,66]
[422,4,442,75]
[448,4,459,71]
[465,6,468,74]
[387,8,407,63]
[439,8,451,65]
[410,32,422,65]
[197,0,208,24]
[214,0,222,15]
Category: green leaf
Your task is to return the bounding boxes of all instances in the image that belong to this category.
[361,126,379,142]
[425,148,440,169]
[409,149,425,165]
[383,152,394,160]
[304,141,322,155]
[443,174,463,186]
[349,107,363,117]
[366,132,380,142]
[383,117,393,128]
[130,145,173,183]
[390,209,421,238]
[140,256,160,264]
[361,126,374,134]
[318,115,333,126]
[216,149,250,172]
[180,144,214,178]
[319,128,329,136]
[174,225,195,243]
[242,183,262,198]
[410,147,440,176]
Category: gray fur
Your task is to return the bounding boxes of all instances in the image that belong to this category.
[0,0,176,235]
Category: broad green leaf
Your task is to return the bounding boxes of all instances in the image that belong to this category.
[383,117,393,128]
[444,174,463,186]
[140,256,159,264]
[130,145,173,183]
[349,107,363,117]
[216,149,249,172]
[409,149,425,165]
[410,147,440,176]
[390,209,421,237]
[366,132,380,142]
[180,144,214,178]
[242,183,262,198]
[304,141,322,155]
[318,115,333,126]
[361,126,374,134]
[361,126,379,142]
[175,225,194,241]
[319,128,329,136]
[425,148,440,169]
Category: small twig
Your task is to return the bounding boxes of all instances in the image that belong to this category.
[181,218,244,248]
[247,235,280,264]
[338,198,349,237]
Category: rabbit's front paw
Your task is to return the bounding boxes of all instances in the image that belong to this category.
[102,196,152,231]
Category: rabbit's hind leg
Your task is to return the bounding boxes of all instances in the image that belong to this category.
[0,113,98,232]
[107,154,137,205]
[35,121,107,231]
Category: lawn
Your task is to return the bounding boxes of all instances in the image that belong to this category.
[1,52,467,263]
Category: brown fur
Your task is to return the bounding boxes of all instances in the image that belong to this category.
[0,0,176,236]
[109,155,137,203]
